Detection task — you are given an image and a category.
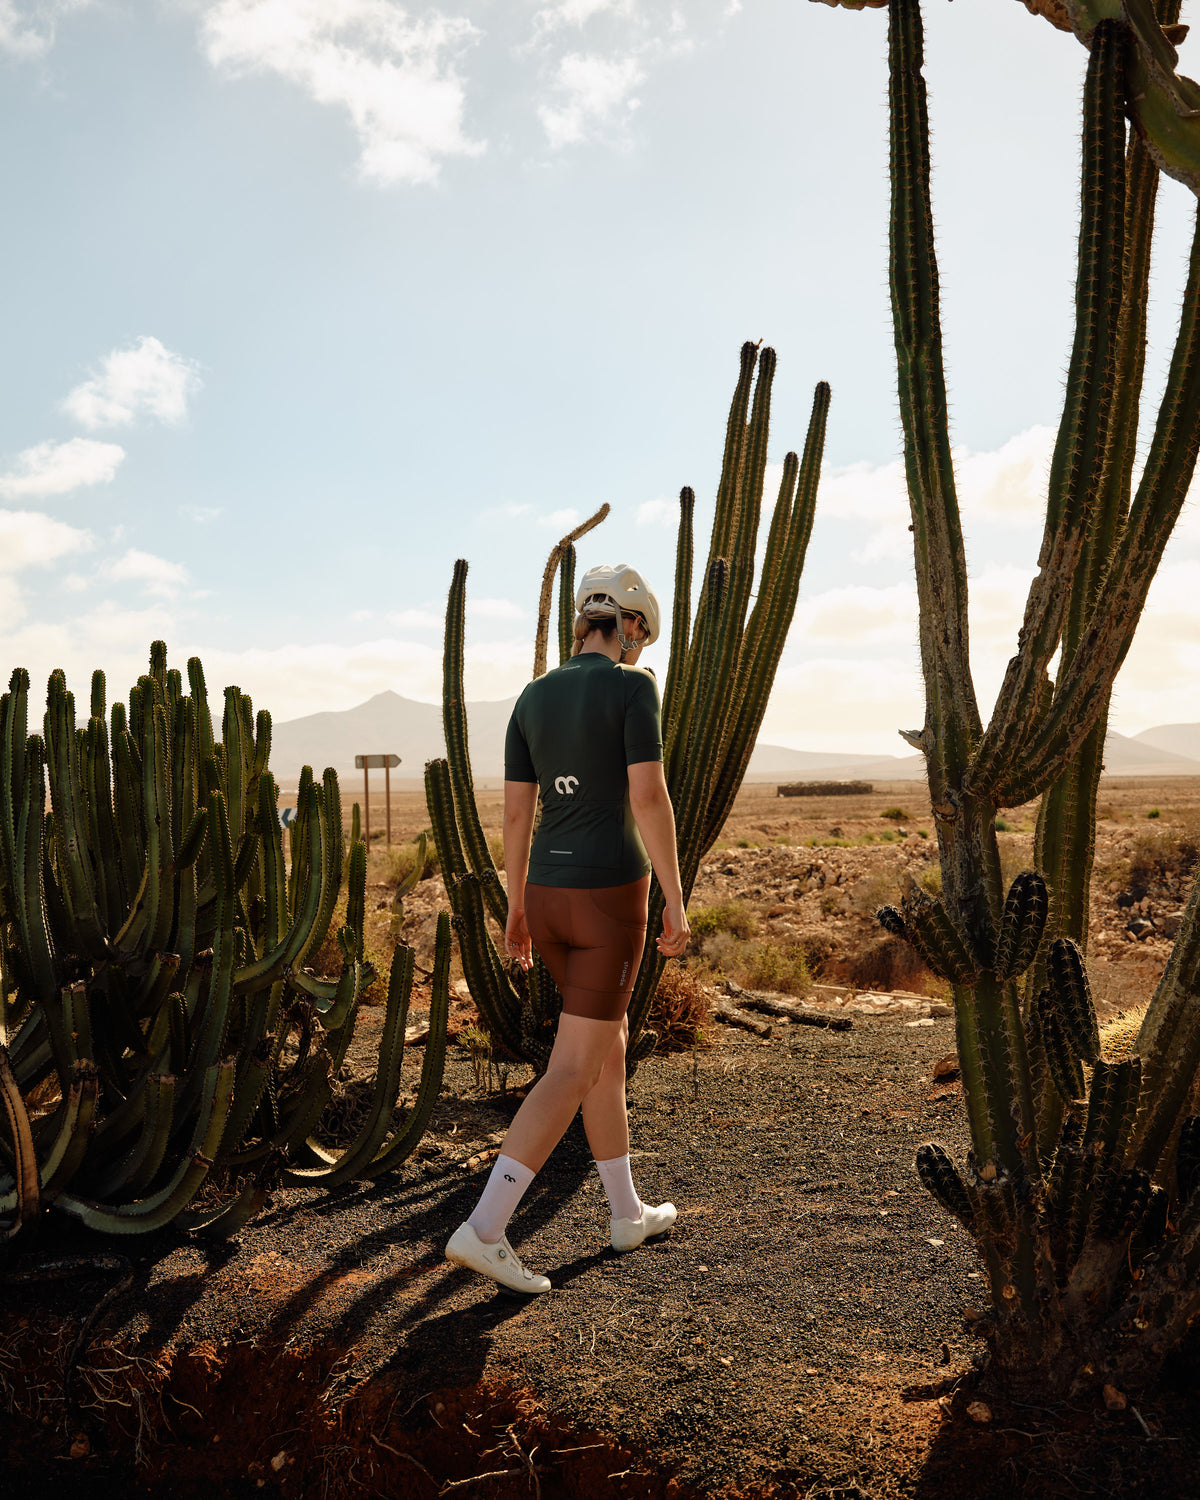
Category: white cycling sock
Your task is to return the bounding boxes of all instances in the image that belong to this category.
[595,1154,642,1221]
[467,1154,536,1244]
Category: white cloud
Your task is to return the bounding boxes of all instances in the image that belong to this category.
[0,0,89,59]
[180,504,223,523]
[102,549,191,598]
[957,425,1054,522]
[467,596,525,620]
[65,336,202,429]
[200,0,484,185]
[760,656,925,758]
[811,425,1054,565]
[0,508,92,571]
[637,497,676,526]
[791,582,918,646]
[533,1,637,31]
[386,606,441,629]
[538,506,580,529]
[0,438,124,499]
[538,50,643,148]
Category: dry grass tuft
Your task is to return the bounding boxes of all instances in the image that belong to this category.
[650,963,711,1050]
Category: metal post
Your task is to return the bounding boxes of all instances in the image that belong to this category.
[363,764,370,850]
[385,760,392,847]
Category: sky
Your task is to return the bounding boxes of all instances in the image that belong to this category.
[2,0,1200,758]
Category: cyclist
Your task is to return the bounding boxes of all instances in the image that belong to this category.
[445,563,690,1294]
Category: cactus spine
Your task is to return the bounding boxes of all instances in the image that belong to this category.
[840,0,1200,1392]
[0,646,449,1240]
[433,345,829,1069]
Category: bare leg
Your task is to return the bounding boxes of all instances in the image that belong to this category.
[499,1013,625,1173]
[579,1016,630,1162]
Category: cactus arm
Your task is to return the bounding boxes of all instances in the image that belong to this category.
[111,724,146,903]
[37,1062,100,1200]
[707,341,758,567]
[19,737,63,1011]
[706,387,830,847]
[971,24,1125,799]
[531,504,610,681]
[996,203,1200,806]
[282,947,413,1186]
[44,674,106,960]
[659,487,694,752]
[176,1176,274,1236]
[442,561,508,928]
[888,0,980,795]
[57,1058,235,1232]
[366,913,451,1176]
[556,543,576,668]
[0,1044,39,1237]
[87,1072,176,1199]
[1127,867,1200,1173]
[0,671,31,918]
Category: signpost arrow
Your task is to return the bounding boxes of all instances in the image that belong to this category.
[355,753,401,847]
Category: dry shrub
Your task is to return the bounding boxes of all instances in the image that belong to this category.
[688,900,758,941]
[383,838,439,887]
[849,871,899,914]
[833,935,930,993]
[650,963,710,1050]
[742,940,811,995]
[1127,825,1200,889]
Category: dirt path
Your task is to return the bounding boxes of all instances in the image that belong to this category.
[6,1014,1199,1498]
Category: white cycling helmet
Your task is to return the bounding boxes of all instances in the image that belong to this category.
[575,563,661,648]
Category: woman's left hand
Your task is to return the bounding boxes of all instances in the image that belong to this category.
[505,908,533,971]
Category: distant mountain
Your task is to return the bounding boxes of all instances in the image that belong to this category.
[746,744,887,774]
[268,695,1200,789]
[1131,723,1200,762]
[270,690,516,781]
[1104,729,1199,773]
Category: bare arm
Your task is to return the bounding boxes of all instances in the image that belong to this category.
[627,760,690,955]
[502,779,538,970]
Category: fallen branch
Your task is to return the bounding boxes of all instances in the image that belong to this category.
[721,981,852,1031]
[712,998,774,1037]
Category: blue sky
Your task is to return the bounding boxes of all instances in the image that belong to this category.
[2,0,1199,755]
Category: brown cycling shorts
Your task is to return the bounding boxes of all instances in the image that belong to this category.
[525,875,651,1022]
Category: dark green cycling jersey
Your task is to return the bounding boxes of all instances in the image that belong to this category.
[504,652,663,888]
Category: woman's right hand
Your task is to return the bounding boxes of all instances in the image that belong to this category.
[657,901,690,958]
[505,907,533,971]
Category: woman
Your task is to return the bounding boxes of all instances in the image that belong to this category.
[445,563,690,1295]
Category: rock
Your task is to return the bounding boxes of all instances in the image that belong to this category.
[928,1001,953,1017]
[933,1053,960,1081]
[1103,1384,1126,1412]
[966,1400,993,1425]
[1162,911,1185,939]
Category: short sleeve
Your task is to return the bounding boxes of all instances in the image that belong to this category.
[504,705,537,782]
[623,669,663,765]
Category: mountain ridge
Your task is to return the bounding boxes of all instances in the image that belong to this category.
[267,692,1200,784]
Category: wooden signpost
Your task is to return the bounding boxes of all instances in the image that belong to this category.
[355,753,401,847]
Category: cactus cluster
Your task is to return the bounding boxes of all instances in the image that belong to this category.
[430,343,830,1070]
[0,645,448,1241]
[842,0,1200,1392]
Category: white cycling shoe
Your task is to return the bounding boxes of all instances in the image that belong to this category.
[610,1201,677,1252]
[445,1222,551,1295]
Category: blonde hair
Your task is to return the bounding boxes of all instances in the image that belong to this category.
[570,610,644,656]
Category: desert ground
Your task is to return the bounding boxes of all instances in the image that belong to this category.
[4,775,1199,1498]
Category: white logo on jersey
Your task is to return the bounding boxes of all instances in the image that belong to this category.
[554,775,579,795]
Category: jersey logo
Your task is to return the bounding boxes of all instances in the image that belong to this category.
[554,775,579,795]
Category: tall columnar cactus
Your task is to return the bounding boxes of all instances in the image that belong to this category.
[0,645,448,1241]
[838,0,1200,1393]
[429,344,830,1069]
